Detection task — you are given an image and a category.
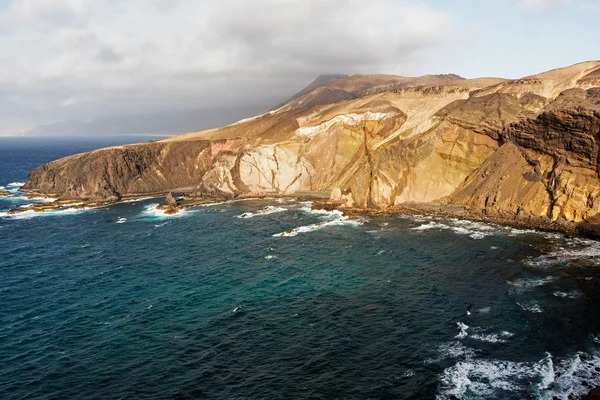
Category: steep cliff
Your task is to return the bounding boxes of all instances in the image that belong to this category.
[21,61,600,230]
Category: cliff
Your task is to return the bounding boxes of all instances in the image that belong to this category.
[21,62,600,232]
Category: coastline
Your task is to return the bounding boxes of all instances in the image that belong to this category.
[10,187,600,240]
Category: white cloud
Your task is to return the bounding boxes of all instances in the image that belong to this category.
[515,0,570,11]
[0,0,453,133]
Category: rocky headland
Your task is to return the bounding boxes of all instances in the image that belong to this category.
[19,61,600,236]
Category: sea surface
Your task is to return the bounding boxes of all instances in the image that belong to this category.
[2,136,600,399]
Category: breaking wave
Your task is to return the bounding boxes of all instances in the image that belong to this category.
[411,218,497,240]
[470,331,514,344]
[437,351,600,400]
[141,204,187,219]
[272,216,362,237]
[517,301,544,313]
[237,206,287,219]
[508,276,557,290]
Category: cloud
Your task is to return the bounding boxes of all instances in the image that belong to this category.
[0,0,453,133]
[515,0,570,11]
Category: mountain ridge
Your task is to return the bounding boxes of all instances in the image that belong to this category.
[20,61,600,236]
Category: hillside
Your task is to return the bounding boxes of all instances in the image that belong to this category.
[21,61,600,234]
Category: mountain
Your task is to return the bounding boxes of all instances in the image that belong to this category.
[272,72,464,113]
[21,61,600,235]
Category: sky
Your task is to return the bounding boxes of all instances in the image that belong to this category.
[0,0,597,135]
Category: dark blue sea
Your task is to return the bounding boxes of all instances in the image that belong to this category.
[2,136,600,399]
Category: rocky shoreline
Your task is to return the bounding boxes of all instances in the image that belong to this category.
[9,188,600,240]
[311,200,600,240]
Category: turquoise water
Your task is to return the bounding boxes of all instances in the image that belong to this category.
[2,137,600,399]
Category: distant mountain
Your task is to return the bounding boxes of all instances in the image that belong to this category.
[23,105,272,137]
[272,73,464,113]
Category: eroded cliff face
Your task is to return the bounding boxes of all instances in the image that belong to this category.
[21,61,600,227]
[22,140,216,200]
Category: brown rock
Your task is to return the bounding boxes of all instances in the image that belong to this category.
[17,60,600,235]
[0,190,10,197]
[164,192,177,206]
[586,387,600,400]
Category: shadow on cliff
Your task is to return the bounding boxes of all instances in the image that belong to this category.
[577,212,600,239]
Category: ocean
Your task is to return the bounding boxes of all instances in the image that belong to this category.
[1,136,600,399]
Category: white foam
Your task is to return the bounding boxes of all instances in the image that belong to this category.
[517,301,543,313]
[412,219,494,239]
[27,196,57,202]
[141,204,186,218]
[451,219,498,231]
[238,206,287,219]
[477,307,491,314]
[5,210,36,220]
[508,276,556,289]
[116,217,127,224]
[456,322,469,339]
[470,331,514,344]
[523,255,566,268]
[299,205,344,219]
[509,228,538,236]
[553,290,582,299]
[401,369,415,378]
[412,221,449,231]
[560,239,600,264]
[437,352,600,400]
[272,216,362,237]
[265,255,276,260]
[7,182,24,187]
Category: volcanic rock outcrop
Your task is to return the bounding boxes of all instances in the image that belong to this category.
[22,61,600,231]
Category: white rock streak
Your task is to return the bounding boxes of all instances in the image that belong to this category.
[295,112,389,137]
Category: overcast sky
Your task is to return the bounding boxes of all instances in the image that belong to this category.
[0,0,597,135]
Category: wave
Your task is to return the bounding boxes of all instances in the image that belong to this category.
[523,255,567,268]
[116,217,127,224]
[238,206,287,219]
[437,351,600,400]
[456,322,469,339]
[7,182,24,187]
[470,331,514,344]
[272,216,362,237]
[411,219,495,239]
[553,290,582,299]
[27,196,58,203]
[508,276,556,290]
[412,221,449,231]
[265,255,277,260]
[560,239,600,265]
[299,204,345,219]
[401,369,415,378]
[141,204,187,219]
[517,301,543,313]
